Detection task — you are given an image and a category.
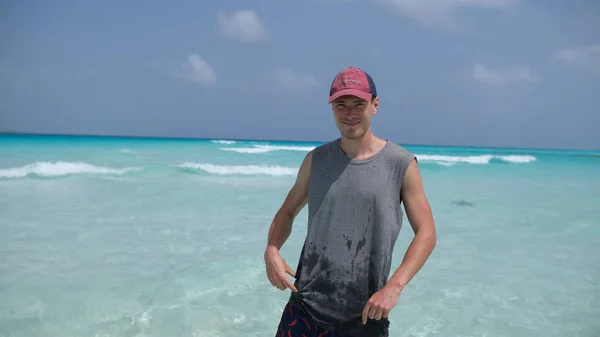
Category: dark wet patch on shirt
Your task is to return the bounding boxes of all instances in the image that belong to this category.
[300,243,336,280]
[368,259,377,293]
[354,214,369,258]
[355,236,365,258]
[312,277,337,296]
[320,255,332,271]
[302,244,320,276]
[343,234,352,251]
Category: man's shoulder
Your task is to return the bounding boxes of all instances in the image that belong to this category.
[316,138,339,150]
[385,141,416,163]
[309,139,339,157]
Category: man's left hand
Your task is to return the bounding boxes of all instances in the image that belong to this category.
[361,283,403,324]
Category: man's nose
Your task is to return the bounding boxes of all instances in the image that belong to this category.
[343,108,357,116]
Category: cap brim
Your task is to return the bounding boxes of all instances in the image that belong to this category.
[328,89,372,103]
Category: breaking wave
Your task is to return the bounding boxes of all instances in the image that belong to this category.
[220,144,316,154]
[178,163,297,176]
[220,148,273,154]
[0,162,141,179]
[0,154,538,180]
[416,154,537,165]
[211,140,236,145]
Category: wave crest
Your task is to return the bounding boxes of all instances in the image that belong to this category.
[219,144,315,154]
[178,163,297,176]
[416,154,536,165]
[0,161,140,179]
[220,148,272,154]
[211,140,236,144]
[496,155,537,163]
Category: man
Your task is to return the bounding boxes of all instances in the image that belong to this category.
[264,66,437,336]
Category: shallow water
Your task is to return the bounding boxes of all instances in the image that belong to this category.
[1,135,599,336]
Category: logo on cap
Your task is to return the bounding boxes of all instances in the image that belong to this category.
[328,67,377,103]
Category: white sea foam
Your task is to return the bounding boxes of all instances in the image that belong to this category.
[497,155,537,163]
[0,162,141,178]
[219,144,315,154]
[416,154,537,165]
[178,163,297,176]
[220,148,273,154]
[254,145,316,152]
[211,140,236,144]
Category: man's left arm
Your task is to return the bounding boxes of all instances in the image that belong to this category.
[362,158,437,323]
[387,158,437,290]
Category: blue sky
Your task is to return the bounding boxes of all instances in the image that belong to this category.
[1,0,599,150]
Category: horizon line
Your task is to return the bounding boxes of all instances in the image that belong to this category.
[0,131,598,152]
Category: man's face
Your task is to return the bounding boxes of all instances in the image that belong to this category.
[331,95,379,140]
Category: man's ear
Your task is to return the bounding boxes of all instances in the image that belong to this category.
[372,96,379,113]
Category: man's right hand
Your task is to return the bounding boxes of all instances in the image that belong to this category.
[264,246,298,292]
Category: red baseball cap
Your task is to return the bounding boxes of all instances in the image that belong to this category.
[328,66,377,103]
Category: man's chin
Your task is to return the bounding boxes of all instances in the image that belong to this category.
[342,130,365,140]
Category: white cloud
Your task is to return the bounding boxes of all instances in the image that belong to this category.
[273,68,318,91]
[554,45,600,75]
[471,63,536,87]
[218,10,269,43]
[376,0,514,30]
[181,54,216,85]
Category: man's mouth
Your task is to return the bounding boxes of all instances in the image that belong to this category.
[342,120,360,126]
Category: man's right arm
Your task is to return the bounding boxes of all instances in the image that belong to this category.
[265,150,312,254]
[264,151,312,292]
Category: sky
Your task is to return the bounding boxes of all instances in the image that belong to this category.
[1,0,599,150]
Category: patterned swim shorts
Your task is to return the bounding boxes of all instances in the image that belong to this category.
[275,301,351,337]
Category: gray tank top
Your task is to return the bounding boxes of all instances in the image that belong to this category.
[289,138,416,336]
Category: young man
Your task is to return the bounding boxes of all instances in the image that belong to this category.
[264,67,437,336]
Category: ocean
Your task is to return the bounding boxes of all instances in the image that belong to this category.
[0,134,599,337]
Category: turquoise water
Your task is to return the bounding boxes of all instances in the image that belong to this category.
[0,134,599,337]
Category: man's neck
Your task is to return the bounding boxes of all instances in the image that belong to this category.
[340,132,387,160]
